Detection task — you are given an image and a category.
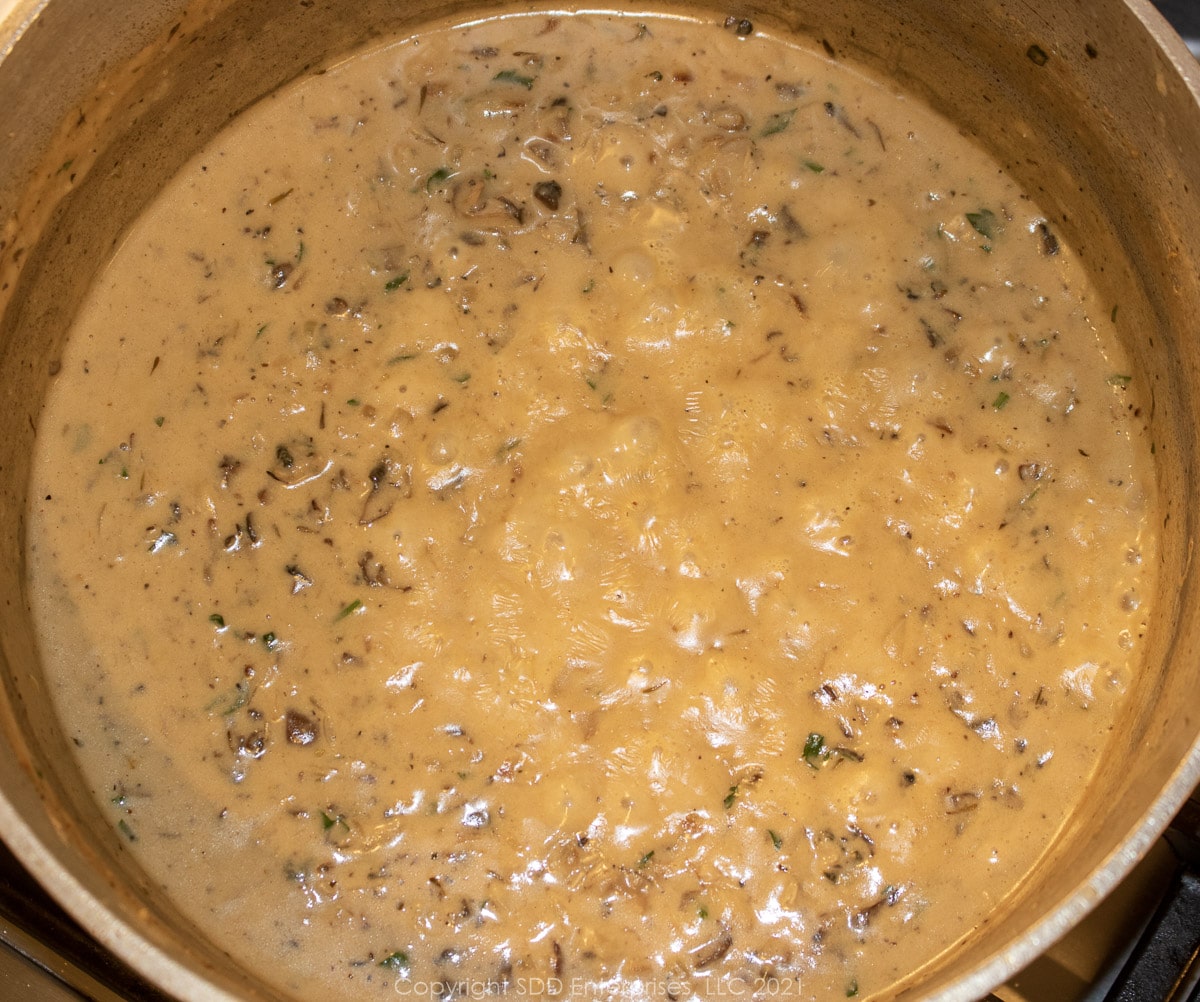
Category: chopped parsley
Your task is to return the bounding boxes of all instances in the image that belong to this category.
[379,950,410,972]
[336,598,363,621]
[425,167,454,192]
[761,108,797,136]
[321,811,349,832]
[966,209,998,248]
[493,68,535,89]
[803,732,828,767]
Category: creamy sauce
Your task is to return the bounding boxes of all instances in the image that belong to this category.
[28,9,1157,1000]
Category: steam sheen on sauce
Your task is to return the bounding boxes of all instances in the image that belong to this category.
[29,9,1156,1000]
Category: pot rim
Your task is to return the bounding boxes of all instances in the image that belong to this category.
[0,796,245,1000]
[929,1,1200,996]
[1,2,1199,1000]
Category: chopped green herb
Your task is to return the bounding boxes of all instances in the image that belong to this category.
[966,209,998,240]
[111,794,127,807]
[647,70,664,82]
[209,613,226,628]
[496,437,522,460]
[321,811,348,832]
[336,598,363,621]
[117,819,137,842]
[384,273,409,292]
[1107,373,1133,387]
[761,108,796,136]
[379,950,410,972]
[262,632,280,651]
[1111,304,1119,323]
[697,905,709,919]
[803,732,828,767]
[723,785,738,809]
[804,160,825,173]
[425,167,454,192]
[154,416,165,427]
[846,980,859,998]
[638,849,655,867]
[582,278,595,293]
[57,158,74,175]
[205,681,248,716]
[992,390,1011,410]
[769,829,783,850]
[453,372,472,384]
[494,68,535,89]
[283,860,308,883]
[388,353,417,365]
[347,398,360,406]
[268,187,294,206]
[275,445,294,469]
[255,323,267,339]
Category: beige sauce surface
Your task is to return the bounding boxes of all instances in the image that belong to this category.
[28,9,1156,1000]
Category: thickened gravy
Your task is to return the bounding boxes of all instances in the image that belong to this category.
[29,8,1157,1000]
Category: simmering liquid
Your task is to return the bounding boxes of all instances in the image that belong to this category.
[28,8,1156,1000]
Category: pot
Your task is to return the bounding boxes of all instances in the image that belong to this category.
[1,0,1199,998]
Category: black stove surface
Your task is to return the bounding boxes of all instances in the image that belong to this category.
[1155,0,1200,55]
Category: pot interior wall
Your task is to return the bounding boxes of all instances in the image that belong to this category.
[1,0,1198,998]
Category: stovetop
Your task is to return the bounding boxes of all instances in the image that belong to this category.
[4,2,1200,1001]
[0,837,170,1002]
